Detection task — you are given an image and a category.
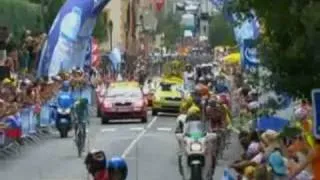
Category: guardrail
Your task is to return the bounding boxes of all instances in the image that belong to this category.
[0,86,93,157]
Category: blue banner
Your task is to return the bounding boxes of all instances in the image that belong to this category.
[241,39,259,72]
[37,0,111,77]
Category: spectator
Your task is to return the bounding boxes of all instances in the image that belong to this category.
[6,41,19,72]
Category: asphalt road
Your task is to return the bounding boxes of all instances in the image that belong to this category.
[0,109,241,180]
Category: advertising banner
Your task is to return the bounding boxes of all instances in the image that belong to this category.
[241,39,259,72]
[37,0,111,77]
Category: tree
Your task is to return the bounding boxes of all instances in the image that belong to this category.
[231,0,320,99]
[208,13,236,48]
[156,12,183,49]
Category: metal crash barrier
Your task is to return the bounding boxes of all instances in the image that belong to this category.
[0,86,93,156]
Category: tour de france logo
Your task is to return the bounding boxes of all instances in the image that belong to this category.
[244,46,260,64]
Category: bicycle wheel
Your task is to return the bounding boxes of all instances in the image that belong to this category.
[76,127,84,157]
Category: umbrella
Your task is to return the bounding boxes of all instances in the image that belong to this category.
[256,115,289,132]
[223,53,241,64]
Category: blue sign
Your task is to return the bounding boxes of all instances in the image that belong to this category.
[241,39,259,73]
[37,0,111,78]
[311,89,320,139]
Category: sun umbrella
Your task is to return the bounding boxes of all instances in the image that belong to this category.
[255,115,289,132]
[223,53,241,64]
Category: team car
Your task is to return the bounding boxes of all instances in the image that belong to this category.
[151,81,183,116]
[98,81,148,124]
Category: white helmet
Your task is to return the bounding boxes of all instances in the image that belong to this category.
[294,107,308,120]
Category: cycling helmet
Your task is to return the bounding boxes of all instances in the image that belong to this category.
[294,107,308,120]
[108,156,128,180]
[84,149,107,175]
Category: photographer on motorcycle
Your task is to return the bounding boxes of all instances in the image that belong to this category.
[183,64,195,91]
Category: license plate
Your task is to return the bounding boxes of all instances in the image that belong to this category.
[60,118,68,123]
[117,107,131,112]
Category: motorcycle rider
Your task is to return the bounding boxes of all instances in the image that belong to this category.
[84,150,109,180]
[205,97,226,171]
[108,156,128,180]
[55,81,75,127]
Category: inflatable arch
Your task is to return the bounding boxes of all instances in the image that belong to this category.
[37,0,113,77]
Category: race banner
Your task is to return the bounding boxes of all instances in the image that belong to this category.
[37,0,111,77]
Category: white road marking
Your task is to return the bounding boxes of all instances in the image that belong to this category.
[129,127,144,131]
[157,127,172,132]
[101,128,117,132]
[121,116,158,158]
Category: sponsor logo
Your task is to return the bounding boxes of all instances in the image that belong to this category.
[244,47,259,64]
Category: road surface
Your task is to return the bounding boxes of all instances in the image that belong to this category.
[0,109,241,180]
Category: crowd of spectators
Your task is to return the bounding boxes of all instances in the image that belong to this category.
[0,26,62,121]
[226,67,319,179]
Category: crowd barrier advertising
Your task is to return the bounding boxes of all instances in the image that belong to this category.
[0,87,93,146]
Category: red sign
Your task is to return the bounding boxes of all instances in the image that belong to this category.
[154,0,165,12]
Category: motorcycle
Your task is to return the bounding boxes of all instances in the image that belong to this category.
[176,120,217,180]
[51,95,74,138]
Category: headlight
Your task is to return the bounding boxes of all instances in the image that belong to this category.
[57,108,71,114]
[191,143,202,151]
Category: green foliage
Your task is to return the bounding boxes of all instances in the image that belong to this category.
[209,13,236,48]
[232,0,320,99]
[0,0,44,40]
[93,14,108,42]
[46,0,65,30]
[157,12,183,49]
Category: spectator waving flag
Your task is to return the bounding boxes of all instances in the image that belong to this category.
[37,0,111,77]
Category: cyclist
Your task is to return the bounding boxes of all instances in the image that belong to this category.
[108,156,128,180]
[84,150,109,180]
[73,98,90,154]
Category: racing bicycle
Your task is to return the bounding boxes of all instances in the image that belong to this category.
[73,98,89,157]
